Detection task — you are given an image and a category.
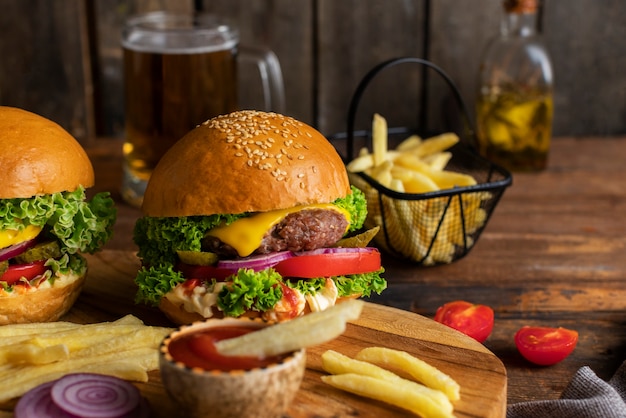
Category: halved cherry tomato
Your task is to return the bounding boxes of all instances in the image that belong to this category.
[514,326,578,366]
[434,300,494,343]
[0,260,48,286]
[175,263,234,282]
[273,250,381,278]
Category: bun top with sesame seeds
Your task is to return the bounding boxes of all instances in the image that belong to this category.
[142,110,351,217]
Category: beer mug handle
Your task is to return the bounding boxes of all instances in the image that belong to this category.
[239,46,286,113]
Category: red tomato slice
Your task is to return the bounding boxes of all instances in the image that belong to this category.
[176,263,234,282]
[434,300,494,343]
[514,326,578,366]
[0,260,48,286]
[273,250,381,278]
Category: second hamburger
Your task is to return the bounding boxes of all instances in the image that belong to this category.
[134,110,386,324]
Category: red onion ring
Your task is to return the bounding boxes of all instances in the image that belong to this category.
[217,251,293,272]
[14,381,73,418]
[15,374,150,418]
[50,373,141,418]
[294,247,379,256]
[0,238,37,263]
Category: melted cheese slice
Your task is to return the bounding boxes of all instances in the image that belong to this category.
[0,225,42,249]
[205,204,350,257]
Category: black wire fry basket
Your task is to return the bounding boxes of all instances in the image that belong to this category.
[334,57,512,266]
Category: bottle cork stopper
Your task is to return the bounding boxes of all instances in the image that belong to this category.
[503,0,538,13]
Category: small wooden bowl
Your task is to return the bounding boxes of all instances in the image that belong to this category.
[159,318,306,418]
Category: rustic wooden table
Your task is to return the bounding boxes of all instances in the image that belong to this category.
[86,136,626,407]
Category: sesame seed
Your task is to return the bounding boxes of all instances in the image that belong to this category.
[204,110,318,183]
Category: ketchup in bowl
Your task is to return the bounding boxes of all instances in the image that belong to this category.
[168,326,289,371]
[159,318,306,418]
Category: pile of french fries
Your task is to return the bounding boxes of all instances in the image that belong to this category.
[0,315,172,403]
[346,114,492,265]
[322,347,460,418]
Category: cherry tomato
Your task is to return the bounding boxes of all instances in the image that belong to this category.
[175,263,234,281]
[273,250,381,278]
[434,300,494,343]
[0,260,48,285]
[514,326,578,366]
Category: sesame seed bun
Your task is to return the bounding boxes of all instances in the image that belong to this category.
[0,106,94,199]
[142,110,351,217]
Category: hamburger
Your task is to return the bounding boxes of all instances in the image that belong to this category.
[133,110,386,324]
[0,106,117,324]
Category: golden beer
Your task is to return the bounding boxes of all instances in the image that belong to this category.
[123,47,237,182]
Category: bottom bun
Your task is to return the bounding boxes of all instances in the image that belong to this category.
[159,297,207,325]
[158,293,361,325]
[0,272,86,325]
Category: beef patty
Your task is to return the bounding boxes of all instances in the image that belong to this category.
[203,209,348,258]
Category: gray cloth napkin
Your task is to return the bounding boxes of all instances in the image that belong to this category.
[507,361,626,418]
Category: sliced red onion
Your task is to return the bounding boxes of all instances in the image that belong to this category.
[294,247,379,256]
[217,251,293,272]
[14,381,74,418]
[50,373,141,418]
[0,238,37,263]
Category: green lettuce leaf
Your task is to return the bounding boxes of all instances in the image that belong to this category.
[333,186,367,232]
[133,214,244,267]
[217,268,283,317]
[287,268,387,298]
[0,186,116,255]
[134,265,187,306]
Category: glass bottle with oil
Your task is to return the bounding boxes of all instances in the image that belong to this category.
[476,0,553,171]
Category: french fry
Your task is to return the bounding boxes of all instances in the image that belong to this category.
[321,350,453,414]
[411,133,459,158]
[215,299,364,357]
[422,152,452,171]
[390,166,439,193]
[0,315,171,403]
[0,321,80,338]
[372,113,388,167]
[355,347,460,401]
[2,343,69,365]
[395,134,422,151]
[0,348,156,403]
[346,153,374,173]
[369,160,394,187]
[72,327,172,359]
[322,373,455,418]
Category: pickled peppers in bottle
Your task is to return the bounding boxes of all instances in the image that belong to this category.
[476,0,553,171]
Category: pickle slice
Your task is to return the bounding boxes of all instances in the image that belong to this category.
[14,241,62,263]
[176,250,219,266]
[335,226,380,248]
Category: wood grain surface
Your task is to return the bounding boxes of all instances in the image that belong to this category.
[0,250,506,418]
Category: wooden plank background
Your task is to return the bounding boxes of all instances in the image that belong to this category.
[0,0,624,144]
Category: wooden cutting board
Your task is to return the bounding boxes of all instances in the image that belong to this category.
[0,250,507,417]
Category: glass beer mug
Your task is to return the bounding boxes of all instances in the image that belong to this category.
[121,11,285,207]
